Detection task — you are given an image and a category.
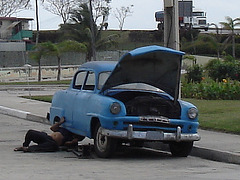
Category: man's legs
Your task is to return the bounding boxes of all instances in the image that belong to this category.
[23,129,48,147]
[27,139,59,152]
[22,129,58,152]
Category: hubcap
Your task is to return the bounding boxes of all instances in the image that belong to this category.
[97,127,108,152]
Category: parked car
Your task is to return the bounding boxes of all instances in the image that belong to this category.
[50,45,200,158]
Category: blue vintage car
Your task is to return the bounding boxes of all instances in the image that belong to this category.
[50,45,200,158]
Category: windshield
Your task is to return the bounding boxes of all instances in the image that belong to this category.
[112,83,164,92]
[193,12,204,17]
[98,71,112,89]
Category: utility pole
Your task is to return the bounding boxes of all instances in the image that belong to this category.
[89,0,96,61]
[163,0,180,50]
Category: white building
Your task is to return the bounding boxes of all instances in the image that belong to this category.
[0,17,33,40]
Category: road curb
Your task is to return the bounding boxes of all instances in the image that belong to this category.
[0,105,50,125]
[0,105,29,119]
[0,105,240,164]
[191,146,240,165]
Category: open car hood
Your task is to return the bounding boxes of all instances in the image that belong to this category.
[101,45,185,100]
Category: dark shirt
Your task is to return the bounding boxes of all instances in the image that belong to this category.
[56,127,74,145]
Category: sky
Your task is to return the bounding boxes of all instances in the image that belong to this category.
[15,0,240,30]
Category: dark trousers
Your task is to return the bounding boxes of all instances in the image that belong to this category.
[23,129,59,152]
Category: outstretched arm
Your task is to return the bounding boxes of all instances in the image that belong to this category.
[50,117,65,132]
[64,138,79,147]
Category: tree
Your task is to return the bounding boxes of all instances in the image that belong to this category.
[60,1,116,61]
[55,40,87,80]
[0,0,31,17]
[91,0,111,25]
[113,5,133,31]
[29,42,56,81]
[220,16,240,58]
[42,0,80,24]
[88,0,111,60]
[209,23,221,59]
[30,41,87,81]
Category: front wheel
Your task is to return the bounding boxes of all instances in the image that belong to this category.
[169,141,193,157]
[93,123,117,158]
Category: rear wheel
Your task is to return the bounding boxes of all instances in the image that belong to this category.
[94,123,117,158]
[169,141,193,157]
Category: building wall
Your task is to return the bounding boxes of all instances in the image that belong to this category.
[0,41,26,52]
[0,50,128,68]
[0,65,80,82]
[0,50,128,82]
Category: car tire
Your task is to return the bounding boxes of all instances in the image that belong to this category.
[93,123,117,158]
[169,141,193,157]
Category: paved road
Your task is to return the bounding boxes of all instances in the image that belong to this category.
[1,114,240,180]
[1,86,240,165]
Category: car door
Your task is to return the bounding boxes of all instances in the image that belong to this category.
[64,71,87,128]
[72,71,96,136]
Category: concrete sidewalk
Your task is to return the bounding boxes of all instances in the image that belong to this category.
[0,87,240,165]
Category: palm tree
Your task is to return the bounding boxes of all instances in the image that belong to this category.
[30,41,87,81]
[220,16,240,58]
[60,3,119,61]
[29,42,55,81]
[60,3,95,61]
[55,40,87,80]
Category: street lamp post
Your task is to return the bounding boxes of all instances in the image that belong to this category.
[24,64,32,99]
[210,23,220,59]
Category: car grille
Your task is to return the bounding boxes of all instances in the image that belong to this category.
[123,116,182,133]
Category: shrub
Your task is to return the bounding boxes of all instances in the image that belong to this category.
[225,44,240,58]
[182,41,216,55]
[128,30,163,42]
[179,29,200,42]
[206,59,240,81]
[186,64,203,83]
[181,79,240,100]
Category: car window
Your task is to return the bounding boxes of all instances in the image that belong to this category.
[74,71,87,89]
[83,71,95,91]
[112,83,164,92]
[98,71,111,89]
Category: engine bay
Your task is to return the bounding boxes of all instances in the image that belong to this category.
[108,91,181,119]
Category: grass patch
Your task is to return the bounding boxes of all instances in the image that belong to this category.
[185,99,240,134]
[23,95,240,134]
[23,95,53,103]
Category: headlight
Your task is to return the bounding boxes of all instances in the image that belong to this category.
[188,107,198,119]
[110,102,121,114]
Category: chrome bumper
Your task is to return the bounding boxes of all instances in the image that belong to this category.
[101,125,200,142]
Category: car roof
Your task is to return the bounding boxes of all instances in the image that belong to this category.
[79,61,117,74]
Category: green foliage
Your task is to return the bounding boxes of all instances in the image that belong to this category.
[182,40,217,55]
[29,42,58,63]
[59,2,119,60]
[225,43,240,58]
[206,58,240,81]
[57,40,87,53]
[128,30,163,42]
[30,41,87,61]
[182,79,240,100]
[22,95,53,103]
[179,29,200,42]
[186,64,203,83]
[33,31,62,43]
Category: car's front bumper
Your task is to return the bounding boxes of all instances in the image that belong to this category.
[100,124,200,142]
